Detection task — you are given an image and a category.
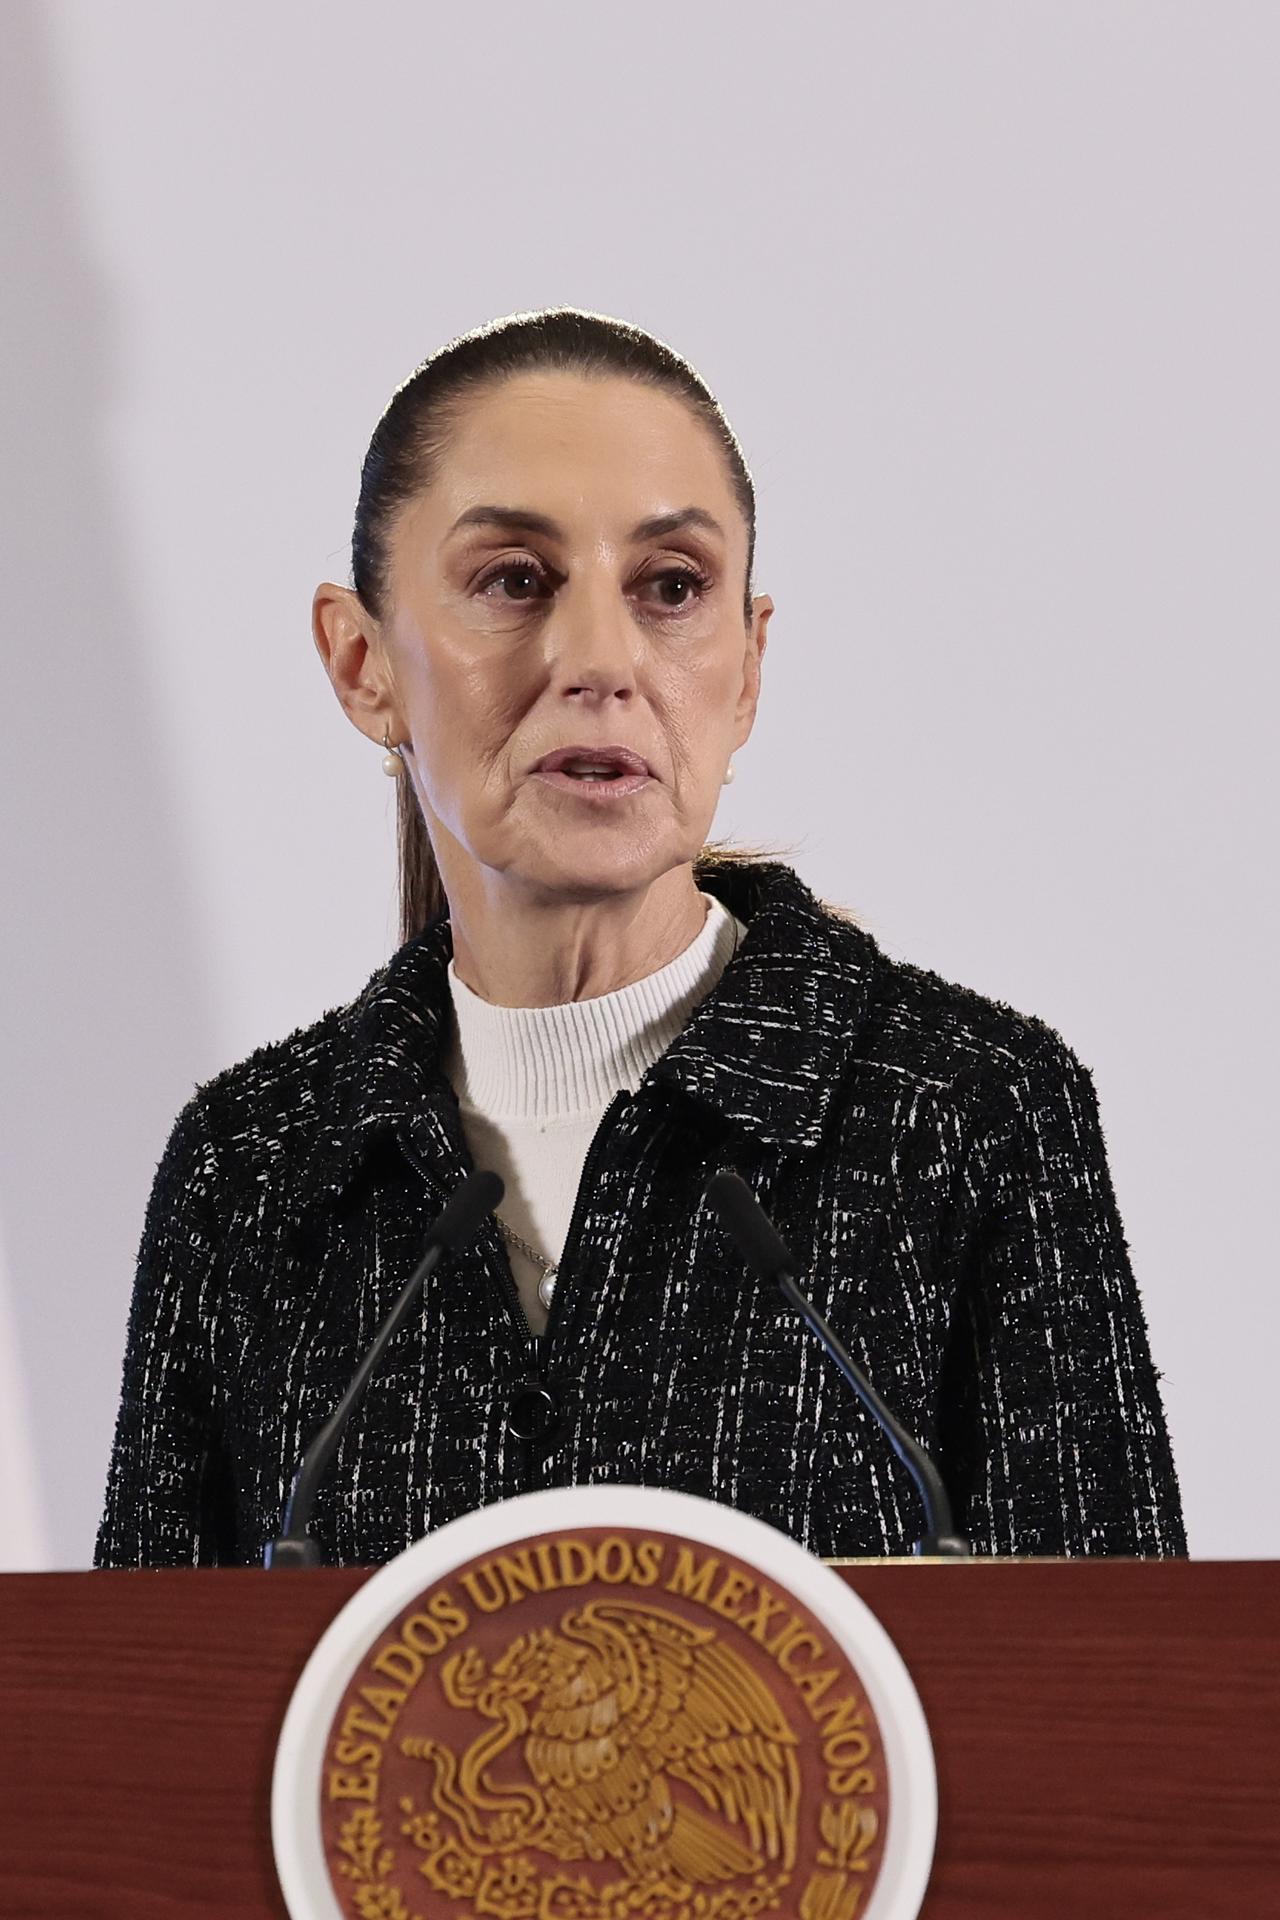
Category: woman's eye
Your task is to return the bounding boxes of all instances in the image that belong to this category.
[478,561,547,603]
[651,566,711,608]
[477,561,711,610]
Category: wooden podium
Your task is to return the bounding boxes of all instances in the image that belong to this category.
[2,1560,1275,1917]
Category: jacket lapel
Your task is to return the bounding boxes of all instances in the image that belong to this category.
[291,910,460,1215]
[648,859,879,1150]
[292,859,880,1217]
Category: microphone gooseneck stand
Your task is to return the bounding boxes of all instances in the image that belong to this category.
[265,1168,504,1568]
[705,1169,970,1558]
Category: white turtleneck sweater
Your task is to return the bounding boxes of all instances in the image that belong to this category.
[440,891,747,1337]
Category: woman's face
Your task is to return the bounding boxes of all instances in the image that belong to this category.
[337,370,770,905]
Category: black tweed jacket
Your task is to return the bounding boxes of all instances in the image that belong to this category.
[94,858,1185,1568]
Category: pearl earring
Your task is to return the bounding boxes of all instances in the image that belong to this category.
[382,723,405,777]
[723,760,736,786]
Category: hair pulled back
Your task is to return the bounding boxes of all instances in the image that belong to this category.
[350,306,764,944]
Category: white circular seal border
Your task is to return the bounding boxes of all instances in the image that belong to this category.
[272,1486,937,1920]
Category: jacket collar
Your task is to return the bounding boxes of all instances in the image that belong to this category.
[296,859,879,1209]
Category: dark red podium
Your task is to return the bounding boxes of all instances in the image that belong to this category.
[2,1560,1275,1917]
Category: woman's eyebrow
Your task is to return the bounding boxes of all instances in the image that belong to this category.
[446,504,726,543]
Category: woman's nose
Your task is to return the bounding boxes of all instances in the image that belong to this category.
[544,573,639,700]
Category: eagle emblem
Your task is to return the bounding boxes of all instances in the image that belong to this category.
[318,1528,899,1920]
[397,1598,801,1913]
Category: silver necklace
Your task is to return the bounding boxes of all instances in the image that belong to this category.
[496,1216,558,1308]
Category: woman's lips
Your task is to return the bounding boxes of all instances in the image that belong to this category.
[531,744,655,799]
[531,766,653,799]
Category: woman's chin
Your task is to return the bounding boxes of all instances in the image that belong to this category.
[511,834,686,903]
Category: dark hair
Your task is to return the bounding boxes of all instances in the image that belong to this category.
[350,306,768,944]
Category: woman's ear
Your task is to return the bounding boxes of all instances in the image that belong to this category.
[735,592,773,734]
[312,582,401,746]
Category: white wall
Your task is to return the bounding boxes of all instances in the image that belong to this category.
[3,0,1275,1566]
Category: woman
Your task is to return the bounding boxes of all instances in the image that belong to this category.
[94,307,1185,1568]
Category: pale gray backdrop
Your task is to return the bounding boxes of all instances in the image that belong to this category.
[2,0,1275,1567]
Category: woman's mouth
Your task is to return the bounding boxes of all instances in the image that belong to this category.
[531,745,654,799]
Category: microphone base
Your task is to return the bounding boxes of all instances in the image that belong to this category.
[915,1533,972,1558]
[264,1535,323,1569]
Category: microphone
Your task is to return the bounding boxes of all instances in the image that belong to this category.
[265,1168,504,1568]
[704,1169,970,1558]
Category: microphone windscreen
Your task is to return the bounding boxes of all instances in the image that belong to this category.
[431,1168,504,1251]
[705,1169,796,1280]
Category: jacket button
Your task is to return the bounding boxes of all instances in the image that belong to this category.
[507,1384,559,1442]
